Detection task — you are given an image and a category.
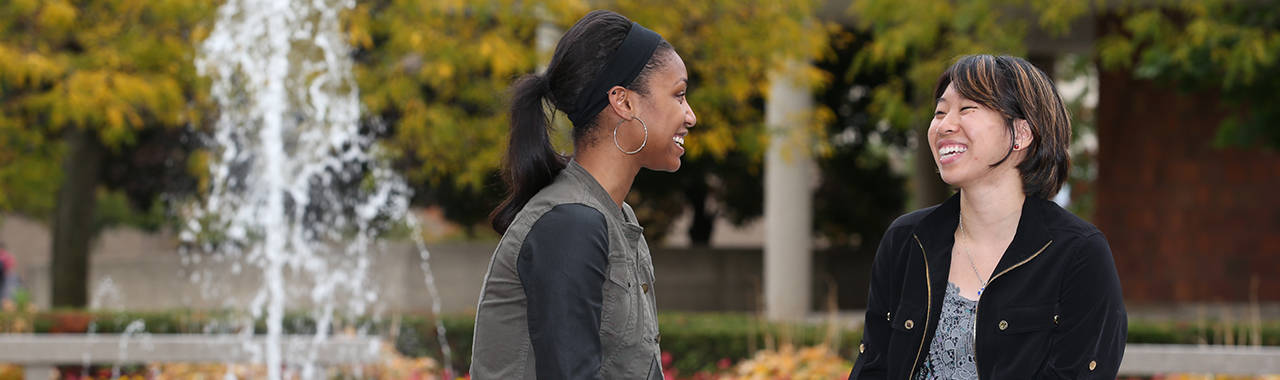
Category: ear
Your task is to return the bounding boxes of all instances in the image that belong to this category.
[605,85,635,120]
[1013,119,1034,150]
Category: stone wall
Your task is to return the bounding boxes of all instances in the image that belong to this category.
[5,214,875,313]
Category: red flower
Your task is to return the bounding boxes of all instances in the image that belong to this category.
[717,358,731,370]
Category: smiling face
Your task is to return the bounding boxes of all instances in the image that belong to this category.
[629,49,696,172]
[929,84,1023,188]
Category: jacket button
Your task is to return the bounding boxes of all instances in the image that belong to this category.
[859,343,865,353]
[1089,360,1097,371]
[1053,314,1060,325]
[998,320,1009,331]
[886,312,892,321]
[642,283,650,294]
[904,320,914,330]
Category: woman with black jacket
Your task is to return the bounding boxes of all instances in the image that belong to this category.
[848,55,1127,379]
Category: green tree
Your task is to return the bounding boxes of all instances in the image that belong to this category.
[846,0,1280,208]
[812,27,910,250]
[0,124,60,217]
[0,0,213,307]
[351,0,829,242]
[1096,0,1280,149]
[844,0,1090,207]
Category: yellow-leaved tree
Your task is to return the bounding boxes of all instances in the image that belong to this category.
[0,0,215,307]
[350,0,830,240]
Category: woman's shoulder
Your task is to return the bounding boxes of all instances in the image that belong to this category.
[511,199,607,233]
[527,204,609,242]
[887,204,941,233]
[1027,198,1117,270]
[1030,197,1104,241]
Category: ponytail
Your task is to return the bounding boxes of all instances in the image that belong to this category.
[491,74,566,234]
[490,10,671,234]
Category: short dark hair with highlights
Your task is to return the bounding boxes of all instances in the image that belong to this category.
[934,54,1071,199]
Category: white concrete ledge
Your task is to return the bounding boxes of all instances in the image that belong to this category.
[1120,344,1280,375]
[0,334,382,364]
[3,335,1278,376]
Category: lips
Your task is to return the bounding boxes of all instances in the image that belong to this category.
[937,142,967,165]
[673,130,687,153]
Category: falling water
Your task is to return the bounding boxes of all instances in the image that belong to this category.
[111,320,149,379]
[189,0,451,378]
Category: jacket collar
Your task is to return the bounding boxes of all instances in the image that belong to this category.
[562,160,644,235]
[911,192,1054,278]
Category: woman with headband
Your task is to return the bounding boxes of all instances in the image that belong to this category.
[470,10,695,379]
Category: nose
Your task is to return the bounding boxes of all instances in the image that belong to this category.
[937,112,958,136]
[685,103,697,128]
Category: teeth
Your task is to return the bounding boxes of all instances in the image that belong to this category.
[939,145,966,156]
[673,135,685,146]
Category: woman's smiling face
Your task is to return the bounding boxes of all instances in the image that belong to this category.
[929,84,1019,187]
[629,49,696,172]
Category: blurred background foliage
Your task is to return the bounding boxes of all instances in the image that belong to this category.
[1,0,1278,306]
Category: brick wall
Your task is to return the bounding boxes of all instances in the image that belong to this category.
[1094,69,1280,304]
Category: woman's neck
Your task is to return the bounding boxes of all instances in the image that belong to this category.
[958,171,1026,244]
[574,146,640,208]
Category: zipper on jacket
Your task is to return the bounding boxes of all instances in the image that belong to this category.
[971,240,1053,378]
[909,235,932,379]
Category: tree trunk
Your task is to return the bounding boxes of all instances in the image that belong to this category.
[687,179,713,246]
[51,128,102,308]
[912,126,951,209]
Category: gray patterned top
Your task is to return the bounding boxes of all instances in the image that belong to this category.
[913,282,979,380]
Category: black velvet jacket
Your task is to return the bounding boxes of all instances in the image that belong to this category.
[848,194,1127,379]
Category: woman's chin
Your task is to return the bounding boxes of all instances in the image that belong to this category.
[647,159,681,173]
[938,171,964,187]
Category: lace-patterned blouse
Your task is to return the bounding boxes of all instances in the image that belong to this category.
[913,282,980,380]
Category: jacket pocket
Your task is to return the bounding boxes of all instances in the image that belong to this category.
[995,303,1058,335]
[601,258,638,338]
[889,302,926,335]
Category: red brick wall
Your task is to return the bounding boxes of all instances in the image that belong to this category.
[1094,69,1280,304]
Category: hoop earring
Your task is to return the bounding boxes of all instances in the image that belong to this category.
[613,116,648,155]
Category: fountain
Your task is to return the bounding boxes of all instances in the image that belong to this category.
[186,0,452,378]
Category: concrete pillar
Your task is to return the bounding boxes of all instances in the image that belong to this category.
[764,60,815,321]
[535,11,558,72]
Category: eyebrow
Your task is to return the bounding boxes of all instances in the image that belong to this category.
[676,78,688,86]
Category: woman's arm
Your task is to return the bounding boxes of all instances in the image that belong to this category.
[1036,232,1128,379]
[518,204,610,379]
[848,226,904,380]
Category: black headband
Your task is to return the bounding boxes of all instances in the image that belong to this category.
[567,22,662,127]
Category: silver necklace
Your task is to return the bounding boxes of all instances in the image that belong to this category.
[958,214,988,346]
[958,215,989,296]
